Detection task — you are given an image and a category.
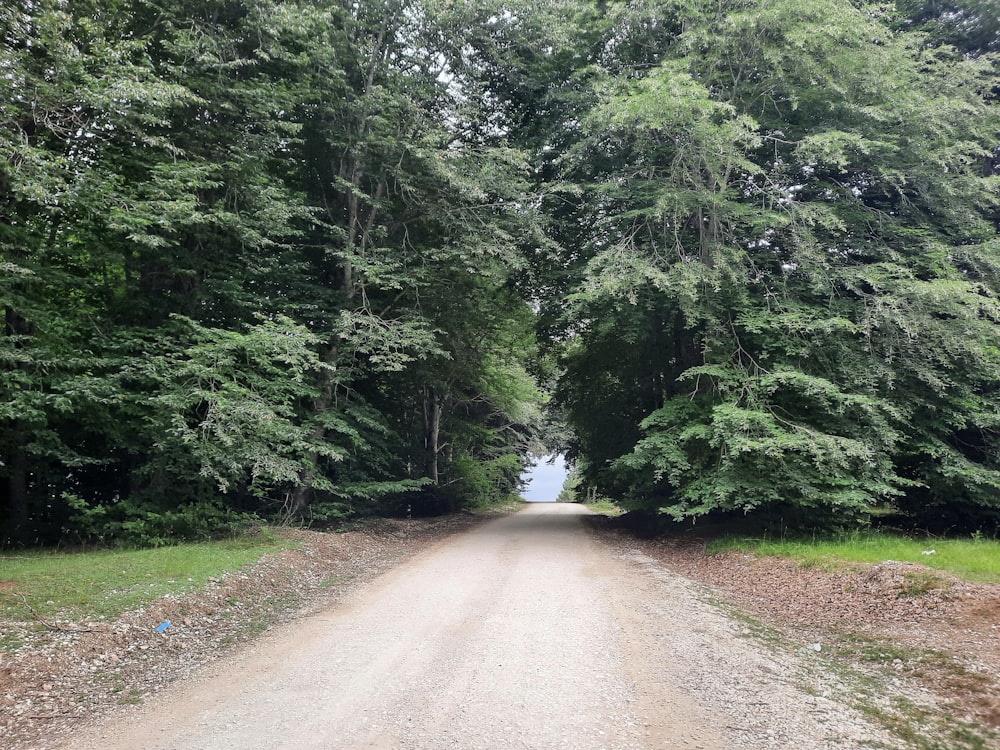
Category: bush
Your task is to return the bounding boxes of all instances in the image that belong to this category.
[64,493,259,547]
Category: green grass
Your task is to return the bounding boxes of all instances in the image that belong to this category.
[0,534,294,624]
[583,500,625,517]
[852,692,995,750]
[707,531,1000,583]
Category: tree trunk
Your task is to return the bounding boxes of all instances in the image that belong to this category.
[423,388,442,485]
[286,8,399,520]
[695,206,719,267]
[287,343,339,518]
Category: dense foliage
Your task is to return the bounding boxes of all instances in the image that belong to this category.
[543,0,1000,532]
[2,0,998,544]
[1,0,545,544]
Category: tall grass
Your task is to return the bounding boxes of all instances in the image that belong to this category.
[708,531,1000,584]
[0,534,292,623]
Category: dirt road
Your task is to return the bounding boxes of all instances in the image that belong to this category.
[65,504,892,749]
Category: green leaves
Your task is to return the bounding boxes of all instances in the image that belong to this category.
[2,0,552,543]
[549,0,1000,531]
[6,0,996,543]
[117,316,333,497]
[618,361,901,522]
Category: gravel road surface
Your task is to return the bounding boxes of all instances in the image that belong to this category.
[64,503,893,749]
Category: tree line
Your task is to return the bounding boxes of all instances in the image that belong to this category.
[2,0,998,545]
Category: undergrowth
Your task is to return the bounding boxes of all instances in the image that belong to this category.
[583,500,626,517]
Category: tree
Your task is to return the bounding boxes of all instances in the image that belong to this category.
[551,0,1000,530]
[0,0,173,541]
[2,0,549,543]
[897,0,1000,57]
[8,0,997,544]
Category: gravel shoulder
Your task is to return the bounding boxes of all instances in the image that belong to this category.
[2,503,997,750]
[590,517,1000,749]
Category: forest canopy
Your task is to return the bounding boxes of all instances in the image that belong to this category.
[2,0,998,545]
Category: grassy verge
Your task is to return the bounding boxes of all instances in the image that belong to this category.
[0,532,294,626]
[712,600,996,749]
[690,530,999,747]
[707,531,1000,584]
[582,500,625,517]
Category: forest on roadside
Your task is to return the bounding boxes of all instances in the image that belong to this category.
[2,0,998,546]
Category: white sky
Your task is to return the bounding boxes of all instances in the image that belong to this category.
[520,454,568,502]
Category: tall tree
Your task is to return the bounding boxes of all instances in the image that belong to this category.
[0,0,171,540]
[552,0,1000,530]
[897,0,1000,56]
[2,0,549,543]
